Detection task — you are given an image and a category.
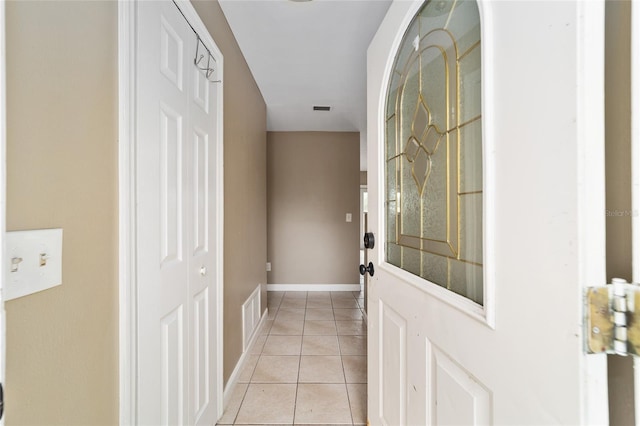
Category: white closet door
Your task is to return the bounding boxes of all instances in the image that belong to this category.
[187,22,218,426]
[136,1,217,424]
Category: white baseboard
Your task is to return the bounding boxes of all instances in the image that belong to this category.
[223,307,268,408]
[267,284,362,292]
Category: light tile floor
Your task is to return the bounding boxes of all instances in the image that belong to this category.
[217,291,367,426]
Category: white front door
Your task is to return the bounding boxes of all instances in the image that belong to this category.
[136,1,220,424]
[367,1,608,424]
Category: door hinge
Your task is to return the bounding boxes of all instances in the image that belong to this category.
[586,278,640,356]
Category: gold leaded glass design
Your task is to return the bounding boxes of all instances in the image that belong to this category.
[385,0,483,304]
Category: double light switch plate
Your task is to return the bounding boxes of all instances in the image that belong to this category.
[6,228,63,301]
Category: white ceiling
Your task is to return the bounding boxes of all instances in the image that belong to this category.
[218,0,392,169]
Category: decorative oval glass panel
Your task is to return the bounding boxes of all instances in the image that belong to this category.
[385,0,483,304]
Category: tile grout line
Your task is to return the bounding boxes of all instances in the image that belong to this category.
[228,381,250,426]
[229,291,364,426]
[239,293,288,425]
[228,299,279,426]
[334,295,356,426]
[351,292,365,422]
[291,291,307,426]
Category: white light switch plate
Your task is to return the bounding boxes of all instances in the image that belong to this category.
[6,228,63,300]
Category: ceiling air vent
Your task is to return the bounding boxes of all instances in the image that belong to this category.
[313,106,331,111]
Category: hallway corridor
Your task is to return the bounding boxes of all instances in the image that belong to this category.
[217,291,367,425]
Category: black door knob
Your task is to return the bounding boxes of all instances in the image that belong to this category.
[364,232,375,249]
[359,262,375,277]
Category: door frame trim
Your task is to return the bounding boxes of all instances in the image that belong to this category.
[0,2,6,422]
[118,2,135,423]
[632,0,640,421]
[576,1,608,423]
[118,1,225,423]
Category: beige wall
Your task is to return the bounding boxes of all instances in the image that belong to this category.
[267,132,360,285]
[5,1,118,424]
[191,0,268,385]
[604,0,635,424]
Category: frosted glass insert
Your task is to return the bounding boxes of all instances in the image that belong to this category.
[400,155,421,237]
[459,120,483,193]
[445,0,481,55]
[449,260,483,304]
[386,116,397,161]
[388,242,402,266]
[387,201,397,244]
[459,45,482,123]
[384,0,483,305]
[418,0,456,37]
[387,72,402,119]
[421,139,447,242]
[459,193,483,264]
[421,251,448,289]
[387,157,398,201]
[420,47,447,132]
[395,22,420,79]
[402,247,422,277]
